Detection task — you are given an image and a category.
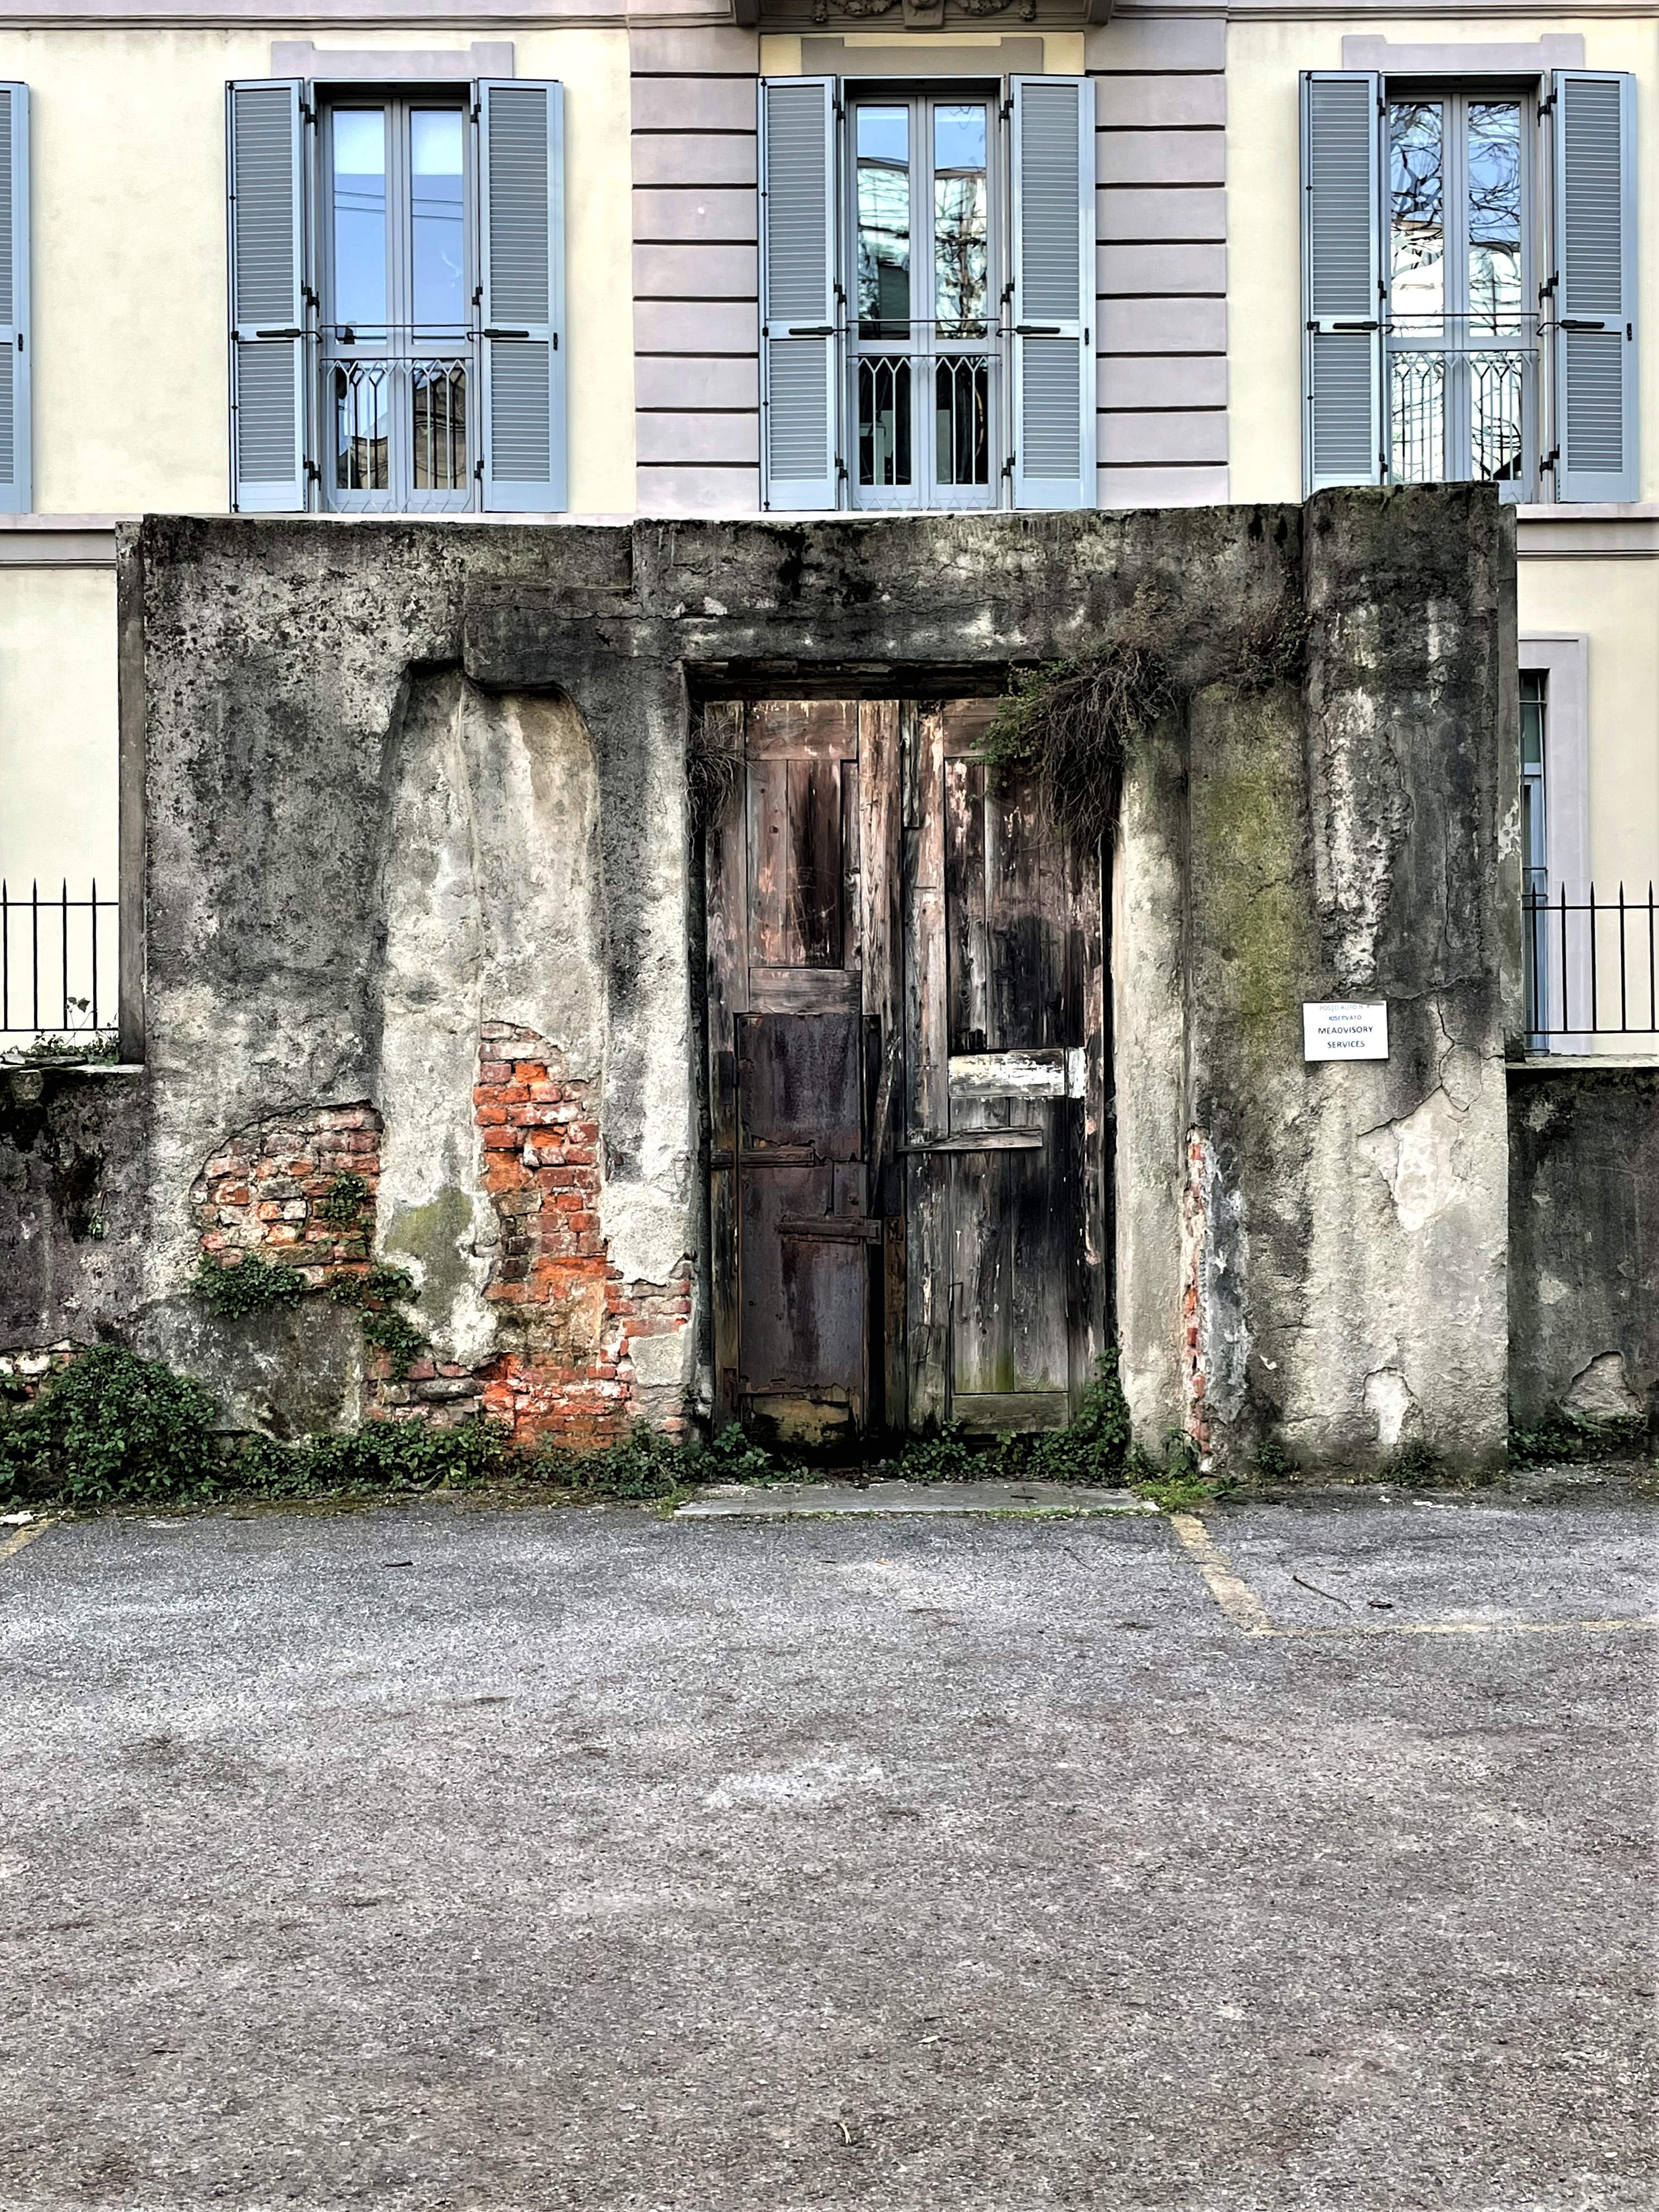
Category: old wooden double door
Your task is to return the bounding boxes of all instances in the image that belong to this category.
[704,697,1108,1450]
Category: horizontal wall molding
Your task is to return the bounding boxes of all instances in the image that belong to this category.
[271,38,512,76]
[1515,506,1659,561]
[0,2,1645,21]
[800,35,1043,76]
[0,521,119,566]
[1340,32,1583,71]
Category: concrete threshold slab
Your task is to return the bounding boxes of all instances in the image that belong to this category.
[674,1479,1156,1519]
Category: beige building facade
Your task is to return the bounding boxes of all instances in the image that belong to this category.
[0,0,1652,1057]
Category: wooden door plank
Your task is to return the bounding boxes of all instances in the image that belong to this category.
[948,1048,1074,1100]
[701,699,748,1426]
[905,702,950,1429]
[940,698,995,759]
[747,966,860,1013]
[1006,1098,1071,1394]
[1067,835,1110,1404]
[859,700,905,1436]
[953,1390,1070,1433]
[789,755,844,968]
[842,759,861,977]
[944,757,991,1056]
[748,698,860,758]
[749,755,793,967]
[984,766,1054,1051]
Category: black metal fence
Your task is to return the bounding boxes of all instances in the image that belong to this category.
[1524,883,1659,1047]
[1,879,120,1041]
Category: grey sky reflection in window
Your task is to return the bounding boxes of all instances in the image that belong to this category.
[411,109,465,330]
[1468,103,1521,333]
[934,104,988,336]
[333,109,388,329]
[857,105,910,338]
[1389,100,1444,326]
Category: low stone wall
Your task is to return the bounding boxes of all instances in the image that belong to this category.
[1,495,1527,1470]
[1508,1065,1659,1435]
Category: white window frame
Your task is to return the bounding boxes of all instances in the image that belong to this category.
[1519,632,1591,1050]
[1383,81,1539,502]
[316,89,476,516]
[844,84,1004,513]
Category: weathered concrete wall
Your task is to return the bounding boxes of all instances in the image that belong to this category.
[1,1065,147,1362]
[1164,491,1519,1475]
[2,493,1521,1468]
[1508,1066,1659,1436]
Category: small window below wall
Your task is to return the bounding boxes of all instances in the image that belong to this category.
[1520,667,1548,1045]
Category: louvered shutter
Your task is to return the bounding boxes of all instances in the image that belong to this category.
[1551,72,1638,503]
[227,80,308,513]
[479,80,566,513]
[760,77,838,512]
[1010,76,1094,512]
[0,86,29,516]
[1300,72,1383,494]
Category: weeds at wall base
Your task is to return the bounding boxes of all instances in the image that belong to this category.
[12,1343,1601,1520]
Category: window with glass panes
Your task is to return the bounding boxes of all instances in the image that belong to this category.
[1387,91,1534,495]
[322,95,472,512]
[850,94,998,509]
[1521,669,1548,1040]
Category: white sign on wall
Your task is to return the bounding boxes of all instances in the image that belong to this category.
[1302,1001,1389,1061]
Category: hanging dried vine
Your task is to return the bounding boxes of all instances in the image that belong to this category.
[979,584,1309,849]
[979,587,1177,851]
[686,716,742,831]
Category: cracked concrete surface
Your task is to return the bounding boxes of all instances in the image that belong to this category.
[0,1489,1652,2211]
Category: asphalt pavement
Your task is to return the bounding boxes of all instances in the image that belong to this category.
[1,1476,1653,2211]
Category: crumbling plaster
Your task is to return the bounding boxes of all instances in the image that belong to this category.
[1508,1066,1659,1439]
[84,491,1518,1467]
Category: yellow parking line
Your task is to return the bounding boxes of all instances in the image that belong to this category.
[1168,1511,1275,1637]
[1281,1615,1659,1641]
[0,1517,58,1564]
[1169,1512,1657,1643]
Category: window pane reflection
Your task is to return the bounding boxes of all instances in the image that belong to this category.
[858,356,912,485]
[335,360,390,489]
[935,355,989,485]
[411,109,466,329]
[857,106,910,339]
[934,105,987,337]
[1389,102,1444,328]
[1468,103,1522,335]
[1391,351,1444,480]
[413,362,468,489]
[332,109,388,331]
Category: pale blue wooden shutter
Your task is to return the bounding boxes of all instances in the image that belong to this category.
[1300,72,1383,494]
[227,80,308,513]
[760,77,838,512]
[1010,76,1094,512]
[0,86,30,516]
[478,81,566,513]
[1551,71,1638,503]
